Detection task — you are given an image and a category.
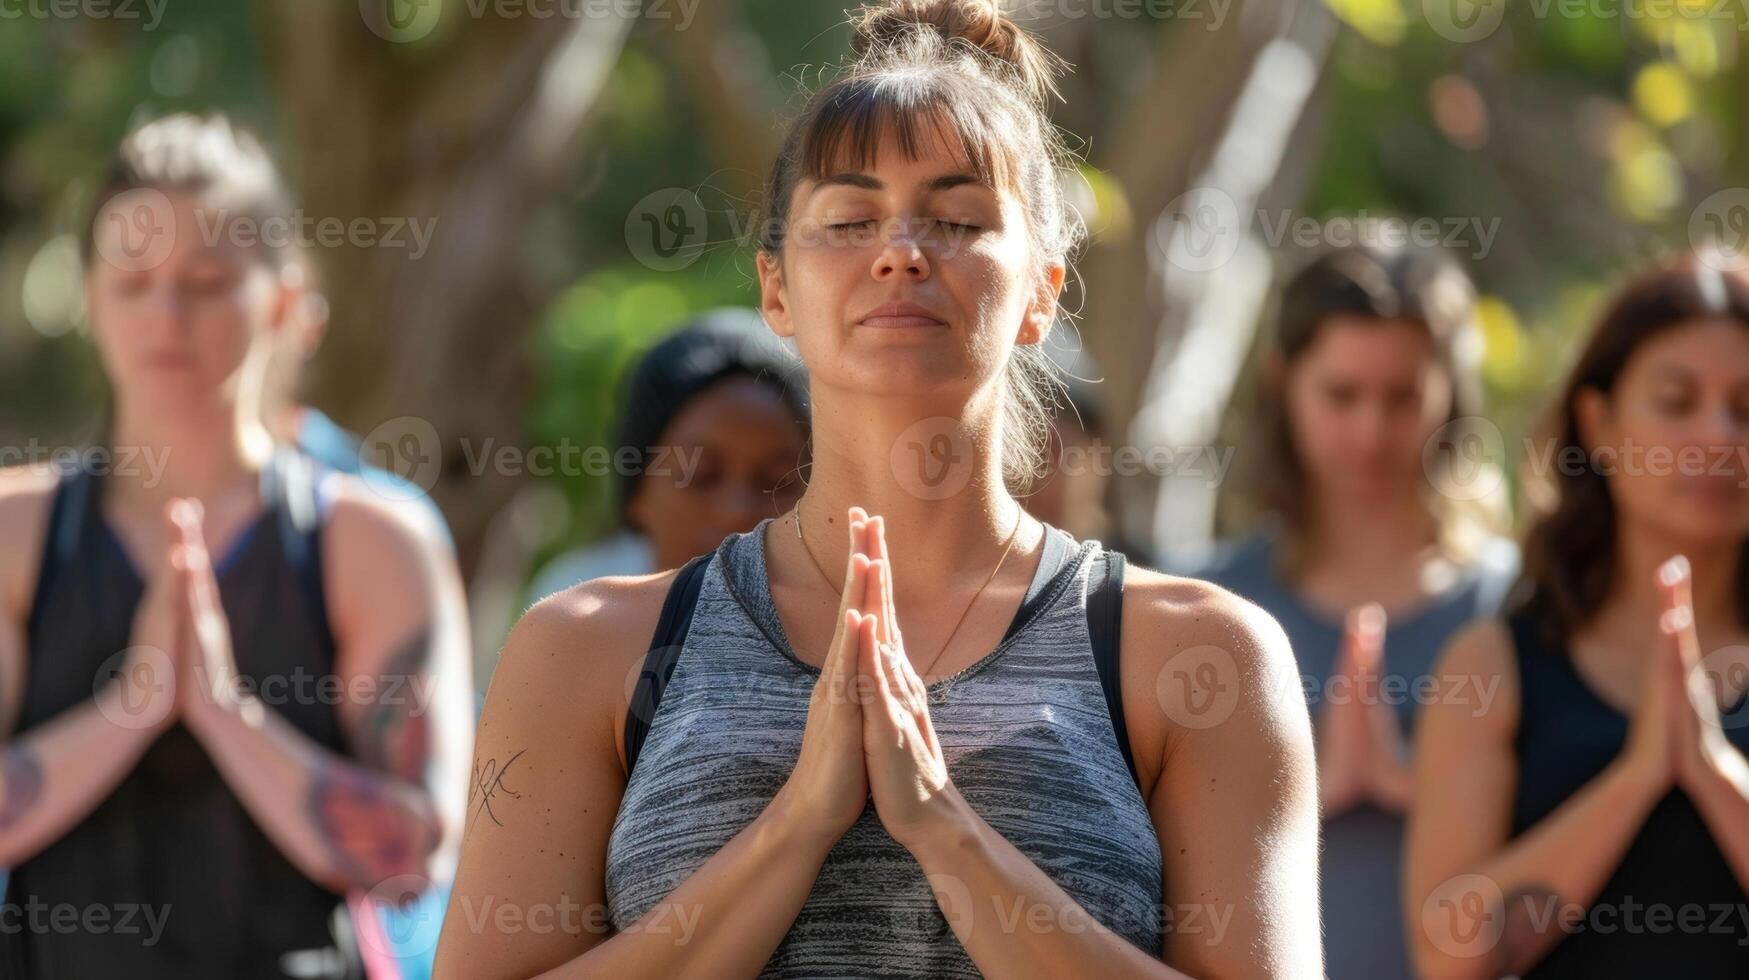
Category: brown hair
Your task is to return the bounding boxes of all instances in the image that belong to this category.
[82,113,295,270]
[1516,252,1749,643]
[757,0,1082,490]
[1241,240,1497,575]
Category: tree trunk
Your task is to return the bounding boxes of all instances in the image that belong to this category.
[257,1,635,579]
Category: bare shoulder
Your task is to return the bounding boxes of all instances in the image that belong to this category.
[0,465,63,616]
[1119,563,1301,668]
[1113,560,1308,790]
[1427,617,1520,735]
[1119,560,1300,709]
[320,472,449,573]
[488,567,683,773]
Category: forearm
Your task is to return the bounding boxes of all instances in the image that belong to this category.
[1416,757,1664,980]
[0,686,163,866]
[908,790,1190,980]
[1689,746,1749,891]
[535,789,837,980]
[187,692,442,893]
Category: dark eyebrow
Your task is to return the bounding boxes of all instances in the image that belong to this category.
[808,171,988,196]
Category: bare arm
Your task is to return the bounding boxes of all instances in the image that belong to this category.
[0,470,177,867]
[894,567,1319,979]
[1404,622,1665,980]
[179,482,473,893]
[433,574,854,980]
[1140,573,1322,978]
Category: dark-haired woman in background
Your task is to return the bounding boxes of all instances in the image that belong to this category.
[1408,253,1749,978]
[0,114,474,978]
[527,307,811,595]
[1172,241,1518,979]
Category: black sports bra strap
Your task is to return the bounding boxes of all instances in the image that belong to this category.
[25,466,90,640]
[625,553,712,779]
[1087,547,1139,792]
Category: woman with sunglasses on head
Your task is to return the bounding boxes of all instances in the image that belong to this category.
[1407,252,1749,978]
[0,114,474,978]
[435,1,1320,977]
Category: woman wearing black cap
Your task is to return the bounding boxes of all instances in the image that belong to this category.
[528,307,811,595]
[437,2,1319,977]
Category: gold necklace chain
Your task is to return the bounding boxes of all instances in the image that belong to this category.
[792,505,1024,682]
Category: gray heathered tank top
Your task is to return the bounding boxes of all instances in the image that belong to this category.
[605,518,1164,976]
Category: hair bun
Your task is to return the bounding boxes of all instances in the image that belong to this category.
[850,0,1067,102]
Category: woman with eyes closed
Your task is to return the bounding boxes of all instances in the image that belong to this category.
[0,114,475,978]
[1407,253,1749,979]
[433,1,1320,978]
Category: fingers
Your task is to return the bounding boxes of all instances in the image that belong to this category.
[873,518,901,650]
[829,553,872,684]
[858,611,892,715]
[1657,555,1701,670]
[1346,603,1386,672]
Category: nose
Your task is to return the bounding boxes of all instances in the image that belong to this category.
[871,218,931,281]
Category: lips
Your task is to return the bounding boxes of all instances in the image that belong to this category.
[854,301,947,329]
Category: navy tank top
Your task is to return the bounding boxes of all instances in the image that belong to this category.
[604,519,1163,977]
[1508,609,1749,977]
[2,449,357,979]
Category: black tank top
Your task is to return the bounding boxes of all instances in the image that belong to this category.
[1508,610,1749,978]
[2,449,356,979]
